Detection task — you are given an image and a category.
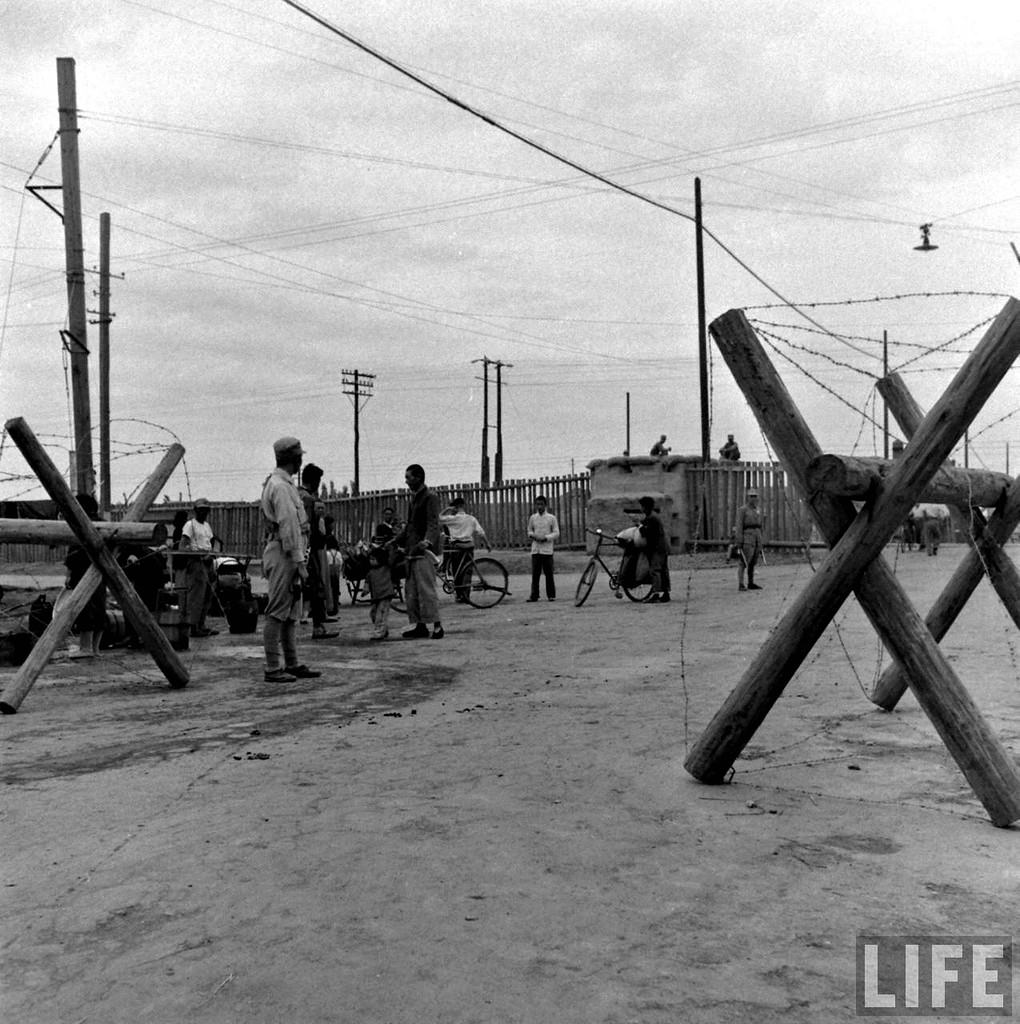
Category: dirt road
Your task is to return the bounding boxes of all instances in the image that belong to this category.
[3,546,1018,1022]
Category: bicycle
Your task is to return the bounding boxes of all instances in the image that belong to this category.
[437,547,510,608]
[575,528,654,607]
[343,544,509,610]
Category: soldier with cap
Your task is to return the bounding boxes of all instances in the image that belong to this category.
[260,436,321,682]
[180,497,218,638]
[731,488,765,591]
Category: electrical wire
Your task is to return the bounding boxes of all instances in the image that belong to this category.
[274,0,882,346]
[121,0,1020,237]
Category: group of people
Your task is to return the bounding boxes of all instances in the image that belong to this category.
[898,508,946,556]
[63,493,222,658]
[648,433,741,462]
[60,429,763,674]
[257,436,573,682]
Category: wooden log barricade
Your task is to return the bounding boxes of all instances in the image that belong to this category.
[804,454,1011,508]
[0,424,188,714]
[0,519,167,547]
[683,299,1020,827]
[868,372,1020,709]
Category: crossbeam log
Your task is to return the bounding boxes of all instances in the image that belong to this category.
[1,419,188,704]
[684,300,1020,826]
[804,454,1010,508]
[0,518,167,547]
[869,373,1020,709]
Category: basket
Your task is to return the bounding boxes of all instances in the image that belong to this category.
[342,551,371,582]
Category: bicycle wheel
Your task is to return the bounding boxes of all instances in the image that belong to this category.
[574,559,599,607]
[623,579,654,602]
[463,557,509,608]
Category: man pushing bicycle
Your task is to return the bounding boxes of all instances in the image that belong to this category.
[439,496,492,603]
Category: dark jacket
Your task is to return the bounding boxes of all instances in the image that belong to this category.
[400,486,441,556]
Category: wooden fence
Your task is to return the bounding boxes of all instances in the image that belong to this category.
[685,461,818,547]
[1,462,871,565]
[0,473,592,564]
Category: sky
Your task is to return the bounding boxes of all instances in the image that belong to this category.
[1,0,1018,504]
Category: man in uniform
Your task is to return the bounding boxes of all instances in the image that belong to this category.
[260,436,321,682]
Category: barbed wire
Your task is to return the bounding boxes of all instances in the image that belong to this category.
[749,316,879,363]
[890,315,997,372]
[754,324,879,381]
[748,316,977,355]
[743,290,1014,310]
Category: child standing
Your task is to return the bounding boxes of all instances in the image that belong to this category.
[366,541,395,641]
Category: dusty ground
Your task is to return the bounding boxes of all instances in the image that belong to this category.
[2,545,1019,1023]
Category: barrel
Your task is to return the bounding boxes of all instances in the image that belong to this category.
[101,608,128,648]
[157,606,190,651]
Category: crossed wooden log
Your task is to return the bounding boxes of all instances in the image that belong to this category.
[684,298,1020,827]
[0,418,189,714]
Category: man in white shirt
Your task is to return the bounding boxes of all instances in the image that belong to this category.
[439,496,491,603]
[527,494,560,601]
[180,498,217,638]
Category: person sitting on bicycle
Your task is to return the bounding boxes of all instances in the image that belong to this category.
[439,496,491,603]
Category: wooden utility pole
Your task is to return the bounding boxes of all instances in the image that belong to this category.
[494,359,511,483]
[625,391,631,456]
[341,369,374,496]
[98,212,111,513]
[56,57,94,495]
[473,357,491,485]
[695,177,709,462]
[882,330,889,460]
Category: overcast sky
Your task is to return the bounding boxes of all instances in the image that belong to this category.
[1,0,1018,503]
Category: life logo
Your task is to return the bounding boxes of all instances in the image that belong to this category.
[856,935,1013,1016]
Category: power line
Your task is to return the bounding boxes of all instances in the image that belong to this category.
[274,0,950,348]
[119,1,1020,234]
